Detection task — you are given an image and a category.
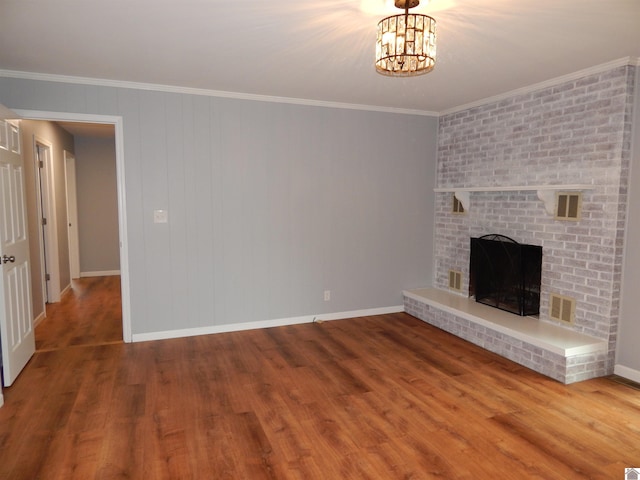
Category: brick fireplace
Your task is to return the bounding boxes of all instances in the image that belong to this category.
[405,63,636,383]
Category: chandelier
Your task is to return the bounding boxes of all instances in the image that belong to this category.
[375,0,436,77]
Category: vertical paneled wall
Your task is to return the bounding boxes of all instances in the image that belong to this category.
[0,78,438,336]
[435,65,636,373]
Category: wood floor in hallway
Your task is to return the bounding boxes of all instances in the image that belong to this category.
[0,279,639,479]
[35,275,123,351]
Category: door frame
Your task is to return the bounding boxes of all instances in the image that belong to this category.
[64,150,80,279]
[15,110,132,343]
[33,137,61,304]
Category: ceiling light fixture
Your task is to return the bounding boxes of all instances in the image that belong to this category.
[375,0,436,77]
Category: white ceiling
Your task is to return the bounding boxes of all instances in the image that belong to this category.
[1,0,639,114]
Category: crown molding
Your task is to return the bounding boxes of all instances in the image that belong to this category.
[0,69,438,117]
[440,57,640,116]
[1,57,636,118]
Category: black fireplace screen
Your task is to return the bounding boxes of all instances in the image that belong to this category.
[469,234,542,316]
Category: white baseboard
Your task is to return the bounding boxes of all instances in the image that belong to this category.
[0,392,4,408]
[80,270,121,277]
[131,305,404,343]
[60,283,72,297]
[614,364,640,383]
[33,311,46,328]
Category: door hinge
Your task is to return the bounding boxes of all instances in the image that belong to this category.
[45,273,50,281]
[38,160,44,169]
[42,217,47,226]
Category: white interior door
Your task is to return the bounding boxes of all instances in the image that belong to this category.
[0,113,35,387]
[64,151,80,279]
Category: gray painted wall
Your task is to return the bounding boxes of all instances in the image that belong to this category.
[617,66,640,373]
[0,78,438,336]
[19,120,74,319]
[74,136,120,274]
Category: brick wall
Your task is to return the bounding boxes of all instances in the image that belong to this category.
[434,65,637,374]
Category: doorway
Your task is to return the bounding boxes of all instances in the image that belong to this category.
[16,110,132,343]
[29,121,123,348]
[33,140,60,304]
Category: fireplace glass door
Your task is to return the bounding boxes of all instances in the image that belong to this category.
[469,234,542,316]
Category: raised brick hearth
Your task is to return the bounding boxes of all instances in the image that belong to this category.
[404,288,607,383]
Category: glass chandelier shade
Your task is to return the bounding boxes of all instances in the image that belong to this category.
[375,2,436,77]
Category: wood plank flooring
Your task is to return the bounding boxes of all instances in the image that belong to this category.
[1,278,639,479]
[35,276,123,351]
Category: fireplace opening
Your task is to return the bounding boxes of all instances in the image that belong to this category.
[469,234,542,316]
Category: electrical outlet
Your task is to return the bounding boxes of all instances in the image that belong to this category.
[324,290,331,301]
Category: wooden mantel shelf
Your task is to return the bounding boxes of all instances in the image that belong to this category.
[434,184,594,215]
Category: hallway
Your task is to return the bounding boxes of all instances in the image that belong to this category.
[35,276,123,351]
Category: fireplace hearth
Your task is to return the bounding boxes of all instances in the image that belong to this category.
[469,234,542,316]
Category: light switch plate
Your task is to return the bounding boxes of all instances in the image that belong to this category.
[153,209,168,224]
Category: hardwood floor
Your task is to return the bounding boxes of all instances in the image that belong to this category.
[35,276,123,351]
[1,280,639,479]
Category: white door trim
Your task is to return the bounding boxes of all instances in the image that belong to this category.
[31,139,48,314]
[33,137,61,303]
[64,151,80,279]
[15,110,132,343]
